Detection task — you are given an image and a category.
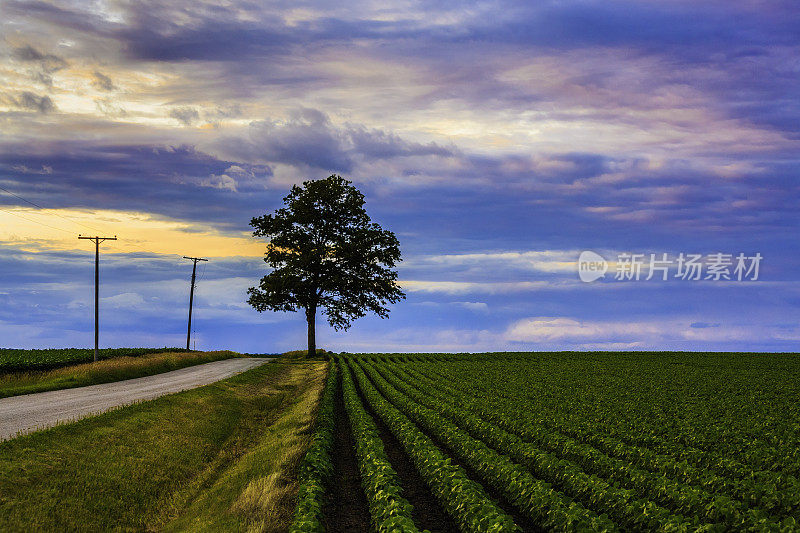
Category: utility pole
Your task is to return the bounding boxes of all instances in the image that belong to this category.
[183,256,208,350]
[78,235,117,362]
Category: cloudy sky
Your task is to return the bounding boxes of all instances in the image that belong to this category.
[1,0,799,353]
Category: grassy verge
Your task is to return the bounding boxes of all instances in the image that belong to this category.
[0,350,242,398]
[0,360,327,532]
[162,361,328,532]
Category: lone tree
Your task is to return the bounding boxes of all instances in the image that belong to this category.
[248,175,405,356]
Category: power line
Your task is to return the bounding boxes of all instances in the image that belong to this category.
[103,238,182,260]
[0,188,179,258]
[0,184,221,277]
[0,185,49,209]
[0,185,217,263]
[0,185,112,234]
[197,259,208,284]
[0,184,174,258]
[0,184,162,256]
[1,184,227,351]
[0,205,74,234]
[0,204,171,258]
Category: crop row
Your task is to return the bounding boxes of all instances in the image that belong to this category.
[0,347,187,372]
[360,359,710,532]
[399,361,800,521]
[384,361,795,530]
[289,361,339,533]
[355,359,620,532]
[417,358,800,480]
[345,359,522,532]
[340,362,419,532]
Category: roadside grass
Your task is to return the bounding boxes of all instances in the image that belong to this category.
[0,360,327,532]
[0,350,242,398]
[161,361,327,532]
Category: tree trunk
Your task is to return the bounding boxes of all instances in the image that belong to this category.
[306,305,316,357]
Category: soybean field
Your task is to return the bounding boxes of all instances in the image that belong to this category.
[0,347,187,372]
[290,352,800,532]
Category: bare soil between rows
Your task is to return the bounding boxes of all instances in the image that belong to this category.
[364,367,542,533]
[354,369,459,533]
[323,365,540,532]
[322,371,372,533]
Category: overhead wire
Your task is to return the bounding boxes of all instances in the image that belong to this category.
[0,183,190,261]
[1,182,217,351]
[0,184,113,235]
[198,260,208,284]
[0,205,75,235]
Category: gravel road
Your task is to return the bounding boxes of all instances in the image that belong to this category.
[0,357,272,441]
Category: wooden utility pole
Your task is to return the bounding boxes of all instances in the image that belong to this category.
[183,256,208,350]
[78,235,117,362]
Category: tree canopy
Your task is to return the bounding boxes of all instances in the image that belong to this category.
[247,175,405,355]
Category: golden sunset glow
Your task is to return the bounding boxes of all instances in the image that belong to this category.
[0,207,264,257]
[1,0,798,353]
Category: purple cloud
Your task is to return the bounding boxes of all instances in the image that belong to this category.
[1,0,798,351]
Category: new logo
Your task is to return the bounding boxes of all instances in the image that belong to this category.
[578,251,607,282]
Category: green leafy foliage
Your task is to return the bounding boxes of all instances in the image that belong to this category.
[382,352,800,530]
[289,362,339,533]
[248,176,405,356]
[360,359,619,532]
[341,362,419,532]
[0,347,186,372]
[291,353,800,532]
[387,362,776,530]
[347,359,521,533]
